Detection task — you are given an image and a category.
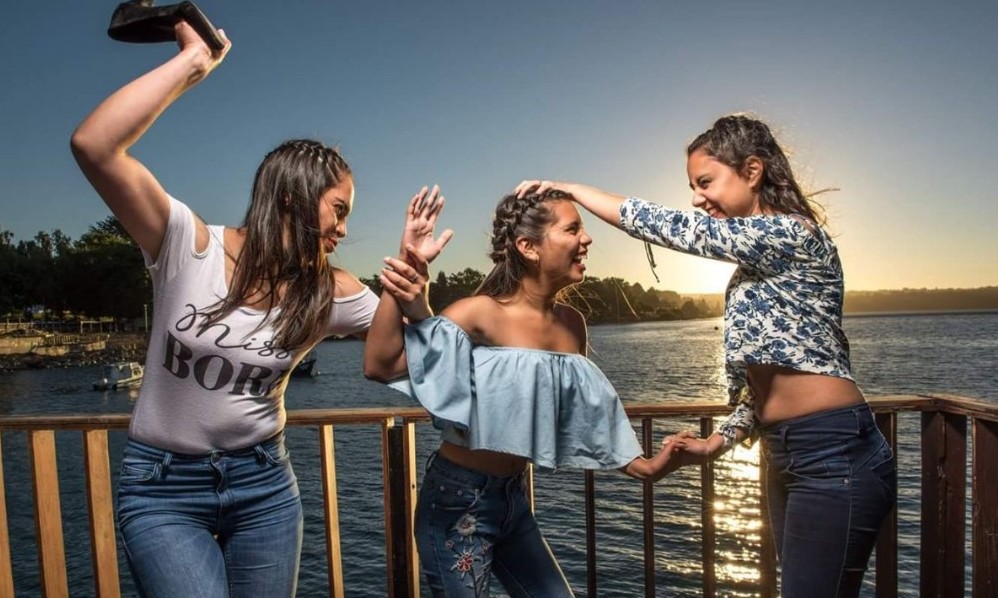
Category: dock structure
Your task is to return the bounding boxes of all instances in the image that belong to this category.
[0,394,995,597]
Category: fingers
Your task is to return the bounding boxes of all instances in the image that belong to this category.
[383,256,422,284]
[514,180,541,198]
[412,185,442,215]
[514,180,556,198]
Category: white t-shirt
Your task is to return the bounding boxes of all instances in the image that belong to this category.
[132,197,377,453]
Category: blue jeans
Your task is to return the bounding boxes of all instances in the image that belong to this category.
[414,452,574,597]
[116,434,303,598]
[761,403,897,598]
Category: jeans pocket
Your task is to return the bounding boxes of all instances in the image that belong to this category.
[787,453,851,483]
[119,456,160,484]
[428,480,482,513]
[261,443,292,467]
[868,444,897,503]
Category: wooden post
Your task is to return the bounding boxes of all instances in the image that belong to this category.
[972,418,998,597]
[319,425,344,597]
[382,420,417,598]
[584,470,597,597]
[83,430,120,598]
[874,412,898,598]
[641,418,655,598]
[699,417,716,597]
[0,432,15,598]
[920,411,966,597]
[28,430,69,597]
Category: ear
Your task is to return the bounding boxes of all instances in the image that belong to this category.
[515,236,538,264]
[742,156,764,190]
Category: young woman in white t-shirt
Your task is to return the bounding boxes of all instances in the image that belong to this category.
[71,22,449,597]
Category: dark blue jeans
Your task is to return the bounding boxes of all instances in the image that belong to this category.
[761,403,897,598]
[116,434,303,598]
[414,452,574,597]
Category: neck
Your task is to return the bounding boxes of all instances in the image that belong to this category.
[511,275,563,312]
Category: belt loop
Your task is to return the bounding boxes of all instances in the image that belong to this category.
[253,444,268,464]
[159,451,173,477]
[780,425,790,449]
[425,450,438,473]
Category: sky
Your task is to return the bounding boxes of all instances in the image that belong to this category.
[1,1,996,294]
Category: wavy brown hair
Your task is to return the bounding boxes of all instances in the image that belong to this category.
[688,114,826,225]
[475,189,572,300]
[201,139,351,350]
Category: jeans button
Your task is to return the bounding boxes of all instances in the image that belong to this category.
[440,485,446,492]
[457,490,463,497]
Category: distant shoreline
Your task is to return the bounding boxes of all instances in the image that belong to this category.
[2,309,994,373]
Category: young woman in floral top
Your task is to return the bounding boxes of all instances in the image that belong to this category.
[515,114,897,598]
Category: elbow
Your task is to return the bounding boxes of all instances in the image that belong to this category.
[362,356,397,383]
[70,127,101,168]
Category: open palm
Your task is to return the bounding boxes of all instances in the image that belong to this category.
[401,185,453,265]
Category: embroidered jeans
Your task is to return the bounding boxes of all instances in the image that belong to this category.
[414,452,574,597]
[116,434,302,598]
[761,403,897,598]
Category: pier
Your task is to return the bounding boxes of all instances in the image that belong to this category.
[0,394,995,597]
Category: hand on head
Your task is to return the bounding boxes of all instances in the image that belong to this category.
[514,180,558,198]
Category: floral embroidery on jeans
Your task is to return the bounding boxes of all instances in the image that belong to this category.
[447,510,491,595]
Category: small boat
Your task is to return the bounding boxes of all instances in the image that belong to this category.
[93,362,144,391]
[292,353,318,378]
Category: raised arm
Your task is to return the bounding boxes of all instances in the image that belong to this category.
[515,180,627,231]
[70,22,230,261]
[363,186,452,381]
[516,180,824,274]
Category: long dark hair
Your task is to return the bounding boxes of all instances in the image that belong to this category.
[475,189,571,299]
[688,114,825,224]
[201,139,351,350]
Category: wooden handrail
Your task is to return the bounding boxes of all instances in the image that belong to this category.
[0,394,995,597]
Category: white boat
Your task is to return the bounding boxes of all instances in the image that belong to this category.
[92,362,144,391]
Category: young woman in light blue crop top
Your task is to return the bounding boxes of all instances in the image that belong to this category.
[515,115,897,598]
[71,21,448,598]
[364,189,679,597]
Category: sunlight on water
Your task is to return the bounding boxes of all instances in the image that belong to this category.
[0,313,993,596]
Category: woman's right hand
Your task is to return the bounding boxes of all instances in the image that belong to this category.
[174,20,231,83]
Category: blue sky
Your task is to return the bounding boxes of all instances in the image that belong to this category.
[1,1,996,293]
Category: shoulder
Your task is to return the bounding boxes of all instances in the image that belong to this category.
[555,303,588,351]
[332,267,367,297]
[440,295,500,341]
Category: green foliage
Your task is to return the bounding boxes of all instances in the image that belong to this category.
[0,217,152,320]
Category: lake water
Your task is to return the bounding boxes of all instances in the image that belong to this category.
[0,311,995,596]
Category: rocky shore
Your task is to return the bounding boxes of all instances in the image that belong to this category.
[0,334,147,373]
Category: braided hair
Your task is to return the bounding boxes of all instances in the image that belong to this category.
[201,139,352,352]
[688,114,825,225]
[475,189,572,299]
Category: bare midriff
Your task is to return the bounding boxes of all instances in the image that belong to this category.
[748,364,866,426]
[438,441,529,477]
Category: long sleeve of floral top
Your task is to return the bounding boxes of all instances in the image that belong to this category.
[619,197,855,447]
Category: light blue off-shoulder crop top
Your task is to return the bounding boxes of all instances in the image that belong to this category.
[389,316,643,471]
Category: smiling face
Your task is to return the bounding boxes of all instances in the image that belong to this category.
[531,200,593,285]
[687,148,765,219]
[316,176,354,253]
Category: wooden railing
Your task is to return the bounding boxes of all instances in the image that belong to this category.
[0,394,995,597]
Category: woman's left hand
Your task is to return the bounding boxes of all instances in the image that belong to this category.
[380,247,433,321]
[401,185,453,264]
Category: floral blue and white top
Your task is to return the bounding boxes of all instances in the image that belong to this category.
[620,197,854,447]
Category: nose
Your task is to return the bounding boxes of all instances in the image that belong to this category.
[581,231,593,247]
[691,193,707,209]
[335,218,347,239]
